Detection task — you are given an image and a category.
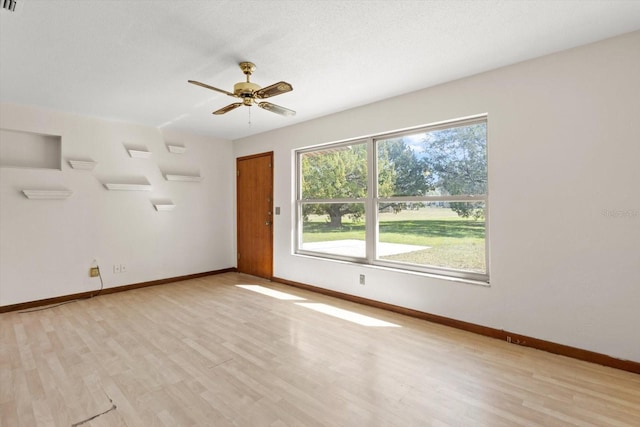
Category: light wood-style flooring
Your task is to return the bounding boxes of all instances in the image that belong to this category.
[1,273,639,426]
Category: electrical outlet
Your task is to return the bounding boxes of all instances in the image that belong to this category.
[359,274,365,285]
[89,267,100,277]
[113,264,121,274]
[120,264,127,273]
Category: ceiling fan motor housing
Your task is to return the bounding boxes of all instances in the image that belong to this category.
[234,81,261,98]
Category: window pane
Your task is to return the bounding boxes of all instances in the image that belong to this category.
[377,202,486,274]
[377,137,428,197]
[377,122,487,197]
[300,203,366,258]
[301,143,367,199]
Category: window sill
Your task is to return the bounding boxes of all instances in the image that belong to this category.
[292,252,490,287]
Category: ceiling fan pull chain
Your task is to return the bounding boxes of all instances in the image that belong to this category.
[248,105,252,126]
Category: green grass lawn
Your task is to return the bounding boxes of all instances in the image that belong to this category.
[302,207,486,272]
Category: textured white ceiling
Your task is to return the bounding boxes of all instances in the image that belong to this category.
[1,1,639,141]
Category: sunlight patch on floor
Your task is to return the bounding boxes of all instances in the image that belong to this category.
[295,303,401,327]
[236,285,307,301]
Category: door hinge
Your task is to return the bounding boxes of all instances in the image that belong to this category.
[268,163,272,168]
[237,252,240,260]
[237,170,240,177]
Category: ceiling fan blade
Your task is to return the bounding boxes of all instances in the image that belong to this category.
[188,80,236,97]
[213,103,243,115]
[258,102,296,117]
[255,81,293,99]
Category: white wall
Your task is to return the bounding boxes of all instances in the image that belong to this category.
[233,31,640,362]
[0,104,235,306]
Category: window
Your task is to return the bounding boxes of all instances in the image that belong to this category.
[296,116,488,282]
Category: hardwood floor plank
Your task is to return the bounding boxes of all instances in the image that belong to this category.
[0,400,20,426]
[1,272,639,426]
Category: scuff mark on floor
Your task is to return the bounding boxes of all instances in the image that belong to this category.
[71,392,117,426]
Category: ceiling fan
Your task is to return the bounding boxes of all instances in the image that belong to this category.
[188,62,296,117]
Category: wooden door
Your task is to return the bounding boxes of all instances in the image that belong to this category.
[236,152,273,279]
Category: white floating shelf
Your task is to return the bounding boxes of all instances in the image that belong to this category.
[68,160,97,170]
[154,203,176,211]
[167,145,186,154]
[22,189,73,200]
[128,149,152,159]
[104,183,152,191]
[165,174,202,182]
